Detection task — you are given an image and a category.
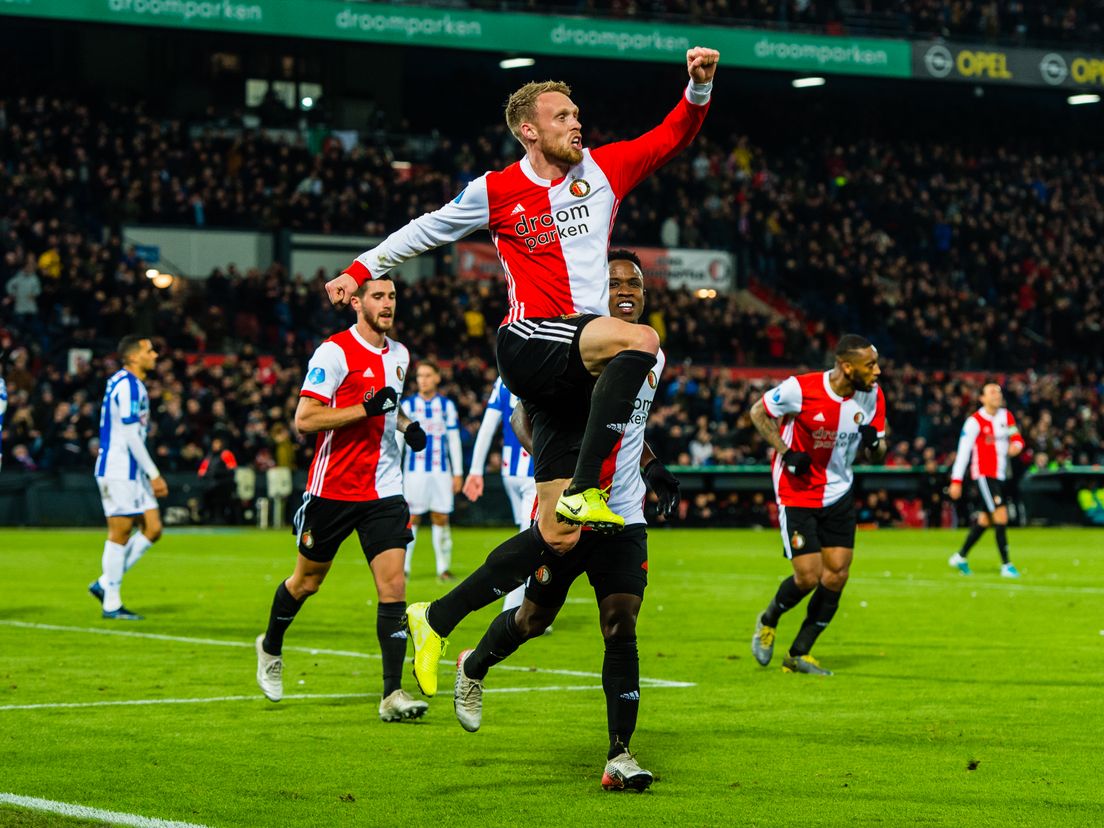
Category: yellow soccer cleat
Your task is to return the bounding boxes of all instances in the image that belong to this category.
[405,602,447,697]
[555,487,625,534]
[782,654,833,676]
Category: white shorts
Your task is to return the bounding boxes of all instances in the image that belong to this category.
[504,475,537,530]
[404,470,455,515]
[98,476,157,518]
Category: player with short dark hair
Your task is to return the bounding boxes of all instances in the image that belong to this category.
[324,55,717,696]
[414,253,679,790]
[88,335,168,620]
[947,382,1025,577]
[748,334,888,675]
[254,278,430,722]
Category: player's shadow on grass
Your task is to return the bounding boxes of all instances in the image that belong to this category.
[0,606,51,619]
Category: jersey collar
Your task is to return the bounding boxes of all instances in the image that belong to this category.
[822,370,849,403]
[349,325,389,354]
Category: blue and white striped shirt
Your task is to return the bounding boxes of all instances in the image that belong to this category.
[95,369,158,480]
[470,377,533,479]
[401,394,463,474]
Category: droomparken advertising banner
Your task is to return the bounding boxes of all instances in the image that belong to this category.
[0,0,910,77]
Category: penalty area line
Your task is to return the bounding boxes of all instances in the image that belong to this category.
[0,620,695,688]
[0,792,210,828]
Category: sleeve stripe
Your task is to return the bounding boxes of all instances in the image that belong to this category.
[300,390,331,403]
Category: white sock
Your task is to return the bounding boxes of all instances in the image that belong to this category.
[101,540,126,612]
[404,525,418,575]
[432,523,452,575]
[502,584,525,612]
[123,533,155,573]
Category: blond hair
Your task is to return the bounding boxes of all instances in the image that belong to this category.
[505,80,572,145]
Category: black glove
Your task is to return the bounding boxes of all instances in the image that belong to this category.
[858,424,880,450]
[643,459,681,517]
[782,449,812,476]
[403,421,427,452]
[362,386,397,418]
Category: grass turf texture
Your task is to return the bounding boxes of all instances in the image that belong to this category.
[0,527,1101,827]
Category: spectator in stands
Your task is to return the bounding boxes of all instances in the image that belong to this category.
[198,435,239,524]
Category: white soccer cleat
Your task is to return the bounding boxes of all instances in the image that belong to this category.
[378,689,429,722]
[453,649,484,733]
[949,553,972,575]
[602,749,654,792]
[255,634,283,702]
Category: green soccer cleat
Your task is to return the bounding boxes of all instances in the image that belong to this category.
[555,487,624,533]
[752,612,775,666]
[406,602,447,697]
[782,654,833,676]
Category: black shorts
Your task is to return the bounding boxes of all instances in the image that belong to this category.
[970,477,1005,513]
[496,315,599,482]
[778,495,856,559]
[292,494,413,563]
[525,524,648,607]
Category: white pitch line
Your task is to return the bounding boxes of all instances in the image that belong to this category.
[0,685,625,713]
[0,792,210,828]
[0,620,695,689]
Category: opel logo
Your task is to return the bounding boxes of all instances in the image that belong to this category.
[924,45,954,78]
[1039,53,1068,86]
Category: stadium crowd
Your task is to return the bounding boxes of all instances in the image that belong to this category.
[5,93,1102,374]
[481,0,1104,46]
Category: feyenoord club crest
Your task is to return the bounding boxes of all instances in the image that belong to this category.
[854,411,865,425]
[791,531,806,551]
[568,178,590,198]
[535,565,552,585]
[647,370,658,389]
[302,530,314,549]
[396,365,405,381]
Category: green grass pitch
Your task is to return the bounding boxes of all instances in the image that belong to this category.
[1,526,1101,827]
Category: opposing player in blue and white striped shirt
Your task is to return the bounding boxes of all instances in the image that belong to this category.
[400,361,463,580]
[0,373,7,471]
[463,376,536,612]
[88,336,168,620]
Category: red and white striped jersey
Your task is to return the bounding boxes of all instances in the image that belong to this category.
[601,349,666,526]
[344,82,712,326]
[299,327,410,501]
[951,408,1024,483]
[763,371,887,509]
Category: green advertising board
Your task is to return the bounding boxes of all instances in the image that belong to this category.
[0,0,911,77]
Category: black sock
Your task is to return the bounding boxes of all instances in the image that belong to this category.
[994,525,1010,565]
[567,349,657,494]
[426,524,551,637]
[790,583,843,657]
[377,601,407,697]
[762,576,813,627]
[262,581,305,655]
[603,635,640,759]
[958,523,986,557]
[464,610,529,681]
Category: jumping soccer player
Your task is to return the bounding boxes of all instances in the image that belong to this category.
[948,382,1025,578]
[748,335,887,676]
[88,336,168,620]
[325,47,718,547]
[254,278,429,723]
[400,361,463,582]
[463,374,536,613]
[450,250,679,791]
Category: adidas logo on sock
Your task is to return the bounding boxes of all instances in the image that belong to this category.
[619,690,640,701]
[390,630,408,639]
[511,203,526,215]
[492,588,505,596]
[606,422,628,435]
